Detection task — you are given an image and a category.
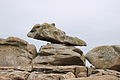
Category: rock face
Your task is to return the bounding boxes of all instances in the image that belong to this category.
[0,37,37,67]
[32,65,88,78]
[0,65,120,80]
[28,72,75,80]
[65,75,120,80]
[89,69,120,77]
[0,70,29,80]
[0,65,87,80]
[86,45,120,71]
[27,23,87,46]
[1,23,120,80]
[32,43,85,66]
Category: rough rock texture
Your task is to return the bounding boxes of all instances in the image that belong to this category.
[27,23,87,46]
[0,66,120,80]
[89,69,120,77]
[0,70,29,80]
[28,72,75,80]
[32,65,88,78]
[28,65,87,80]
[1,23,120,80]
[0,37,37,67]
[0,65,33,72]
[65,75,120,80]
[86,45,120,71]
[32,43,85,66]
[0,65,88,80]
[0,78,12,80]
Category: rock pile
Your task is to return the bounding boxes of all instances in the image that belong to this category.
[0,23,120,80]
[28,23,86,66]
[27,23,87,80]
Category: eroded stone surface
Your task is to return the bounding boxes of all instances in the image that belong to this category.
[65,75,120,80]
[89,69,120,78]
[86,45,120,71]
[32,65,87,77]
[32,43,85,66]
[28,72,75,80]
[0,37,37,67]
[0,70,29,80]
[27,23,87,46]
[0,65,88,80]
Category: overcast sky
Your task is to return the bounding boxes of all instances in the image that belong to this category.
[0,0,120,65]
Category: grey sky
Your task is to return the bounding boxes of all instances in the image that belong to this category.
[0,0,120,66]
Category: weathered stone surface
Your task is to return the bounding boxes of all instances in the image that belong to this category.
[0,70,29,80]
[27,44,37,58]
[0,65,33,72]
[87,66,95,76]
[28,72,75,80]
[32,43,85,66]
[89,69,120,78]
[65,75,120,80]
[0,78,12,80]
[86,45,120,71]
[77,72,87,77]
[0,37,37,67]
[0,37,28,45]
[32,65,87,77]
[33,65,76,74]
[27,23,87,46]
[75,67,88,77]
[0,65,87,80]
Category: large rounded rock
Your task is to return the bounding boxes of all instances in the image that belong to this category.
[32,43,85,66]
[27,23,87,46]
[86,45,120,71]
[0,37,37,67]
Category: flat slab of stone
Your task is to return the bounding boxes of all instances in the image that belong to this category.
[0,65,33,71]
[32,43,85,66]
[65,75,120,80]
[0,70,29,80]
[28,65,87,80]
[89,69,120,77]
[28,72,75,80]
[27,23,87,46]
[33,65,87,77]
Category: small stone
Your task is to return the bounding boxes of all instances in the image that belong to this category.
[77,72,87,77]
[75,67,88,77]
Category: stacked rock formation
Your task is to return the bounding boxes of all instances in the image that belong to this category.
[27,23,88,79]
[27,23,87,67]
[0,23,120,80]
